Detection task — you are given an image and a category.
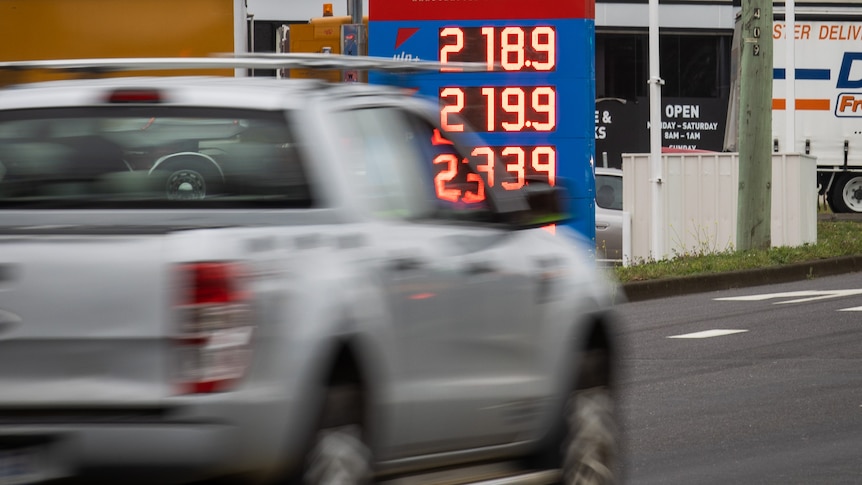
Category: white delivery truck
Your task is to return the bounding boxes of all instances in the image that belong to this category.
[770,8,862,213]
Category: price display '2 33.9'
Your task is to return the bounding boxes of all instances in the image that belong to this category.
[434,145,556,203]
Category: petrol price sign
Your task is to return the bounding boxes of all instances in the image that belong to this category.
[369,0,596,241]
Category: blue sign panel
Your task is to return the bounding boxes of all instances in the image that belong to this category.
[369,0,596,242]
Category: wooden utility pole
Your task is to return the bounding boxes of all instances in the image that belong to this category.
[737,0,773,250]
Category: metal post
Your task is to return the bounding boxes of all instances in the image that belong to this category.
[348,0,362,24]
[247,13,255,77]
[648,0,664,260]
[785,0,796,152]
[344,0,365,82]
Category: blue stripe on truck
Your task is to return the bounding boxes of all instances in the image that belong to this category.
[773,68,831,80]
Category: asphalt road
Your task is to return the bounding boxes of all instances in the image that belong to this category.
[615,272,862,484]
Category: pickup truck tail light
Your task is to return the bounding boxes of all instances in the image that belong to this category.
[173,262,254,394]
[107,89,163,103]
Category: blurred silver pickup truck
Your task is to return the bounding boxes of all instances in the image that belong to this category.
[0,61,621,485]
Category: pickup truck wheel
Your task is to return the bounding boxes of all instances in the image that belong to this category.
[561,386,617,485]
[829,173,862,213]
[300,384,371,485]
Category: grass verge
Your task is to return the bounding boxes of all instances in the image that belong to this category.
[613,219,862,283]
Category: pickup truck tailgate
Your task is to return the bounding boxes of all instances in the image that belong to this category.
[0,233,174,404]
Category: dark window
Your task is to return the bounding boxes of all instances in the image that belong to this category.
[597,34,648,100]
[595,174,623,210]
[597,32,731,99]
[661,35,729,98]
[0,107,312,208]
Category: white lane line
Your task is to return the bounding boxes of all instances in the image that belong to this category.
[715,289,862,305]
[839,306,862,312]
[715,290,824,301]
[668,329,749,339]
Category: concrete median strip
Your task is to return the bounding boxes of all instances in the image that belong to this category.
[621,255,862,302]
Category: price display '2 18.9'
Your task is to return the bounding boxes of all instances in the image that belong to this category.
[439,26,556,72]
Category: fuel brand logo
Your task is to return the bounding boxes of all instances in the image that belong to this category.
[392,27,422,61]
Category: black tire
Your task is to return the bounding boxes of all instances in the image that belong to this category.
[525,349,618,485]
[829,173,862,214]
[298,384,371,485]
[560,386,618,485]
[826,188,842,213]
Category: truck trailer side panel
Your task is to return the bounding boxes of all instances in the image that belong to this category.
[773,18,862,165]
[771,15,862,212]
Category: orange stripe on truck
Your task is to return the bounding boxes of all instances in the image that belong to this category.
[773,98,831,110]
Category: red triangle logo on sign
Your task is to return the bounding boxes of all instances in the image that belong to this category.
[394,28,420,50]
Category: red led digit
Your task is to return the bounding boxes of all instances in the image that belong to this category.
[462,158,486,204]
[434,153,461,202]
[531,27,556,71]
[481,27,495,71]
[440,87,465,132]
[501,146,526,190]
[500,27,525,71]
[501,87,526,132]
[471,146,495,186]
[531,87,556,131]
[431,128,454,146]
[440,27,464,72]
[480,87,495,131]
[531,146,556,186]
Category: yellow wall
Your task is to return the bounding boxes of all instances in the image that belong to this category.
[0,0,239,79]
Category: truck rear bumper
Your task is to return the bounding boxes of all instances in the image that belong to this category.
[0,382,313,483]
[0,422,238,484]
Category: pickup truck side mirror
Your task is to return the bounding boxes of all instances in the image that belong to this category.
[511,177,571,229]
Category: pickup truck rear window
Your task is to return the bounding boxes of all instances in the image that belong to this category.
[0,107,313,208]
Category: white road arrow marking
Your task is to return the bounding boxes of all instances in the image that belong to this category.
[715,289,862,305]
[839,306,862,312]
[668,329,749,339]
